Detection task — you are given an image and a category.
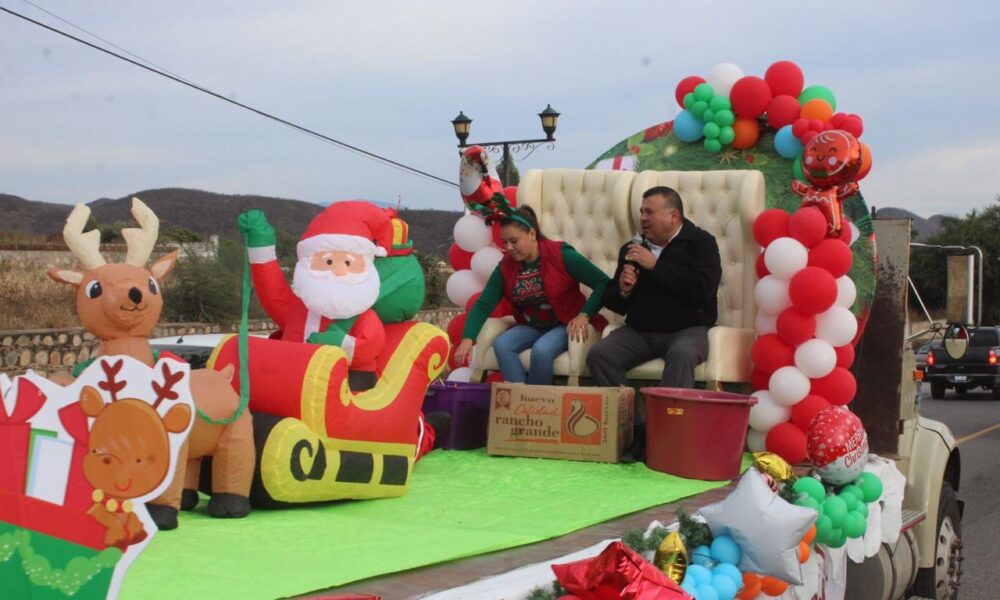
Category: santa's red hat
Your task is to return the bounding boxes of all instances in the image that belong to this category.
[297,201,391,260]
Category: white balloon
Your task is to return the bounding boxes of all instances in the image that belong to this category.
[754,275,790,315]
[748,391,791,431]
[847,219,860,246]
[768,366,811,406]
[764,237,809,280]
[815,306,858,347]
[836,276,857,308]
[447,366,473,382]
[471,246,504,281]
[795,338,837,378]
[705,62,745,97]
[453,214,492,252]
[446,269,483,308]
[755,311,777,335]
[746,428,768,453]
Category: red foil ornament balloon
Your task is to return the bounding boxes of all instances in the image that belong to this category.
[806,406,869,485]
[459,145,504,210]
[791,130,867,237]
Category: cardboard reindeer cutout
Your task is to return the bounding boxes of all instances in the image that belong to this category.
[47,199,255,530]
[0,356,194,600]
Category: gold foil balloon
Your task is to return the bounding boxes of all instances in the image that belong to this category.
[654,531,688,584]
[752,452,795,482]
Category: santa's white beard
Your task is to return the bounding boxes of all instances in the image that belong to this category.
[460,163,483,197]
[292,260,381,320]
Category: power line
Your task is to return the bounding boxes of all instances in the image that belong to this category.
[1,4,459,188]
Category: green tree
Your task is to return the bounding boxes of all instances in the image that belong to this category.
[167,227,202,243]
[415,251,446,309]
[162,237,268,323]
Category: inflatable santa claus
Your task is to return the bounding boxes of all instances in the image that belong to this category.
[238,201,390,390]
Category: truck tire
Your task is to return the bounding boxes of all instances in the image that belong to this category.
[931,381,946,399]
[912,482,963,599]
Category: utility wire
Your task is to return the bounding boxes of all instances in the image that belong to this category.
[1,4,459,188]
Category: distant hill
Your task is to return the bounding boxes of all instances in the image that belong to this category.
[0,189,461,256]
[874,207,949,240]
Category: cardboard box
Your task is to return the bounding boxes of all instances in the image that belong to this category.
[487,384,634,463]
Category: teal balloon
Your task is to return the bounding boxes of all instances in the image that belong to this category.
[792,155,806,181]
[795,495,821,512]
[793,477,826,503]
[712,564,743,588]
[703,122,721,139]
[718,125,736,145]
[799,85,837,111]
[684,92,696,110]
[859,472,884,503]
[711,574,739,600]
[691,100,709,119]
[774,124,804,158]
[691,546,714,568]
[674,110,705,142]
[688,563,713,584]
[694,83,715,102]
[826,528,847,548]
[815,514,833,540]
[710,535,742,566]
[704,139,723,153]
[703,109,716,125]
[823,496,848,527]
[697,584,721,600]
[682,578,699,597]
[843,511,867,538]
[709,95,731,111]
[714,109,735,127]
[839,491,859,511]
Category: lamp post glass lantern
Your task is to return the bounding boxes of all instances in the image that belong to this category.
[451,105,560,187]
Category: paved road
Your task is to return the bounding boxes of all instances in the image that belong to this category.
[916,384,1000,599]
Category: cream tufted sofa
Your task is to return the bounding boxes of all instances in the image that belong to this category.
[470,168,765,388]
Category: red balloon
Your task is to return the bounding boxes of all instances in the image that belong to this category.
[791,394,832,430]
[766,95,801,130]
[808,238,853,278]
[830,112,848,128]
[835,343,855,369]
[806,407,869,484]
[751,367,771,391]
[446,313,467,344]
[842,114,864,138]
[755,252,769,279]
[751,334,796,374]
[789,267,838,315]
[484,371,505,384]
[730,76,772,118]
[765,61,805,98]
[811,367,857,406]
[503,185,518,208]
[766,422,808,464]
[792,118,809,138]
[676,75,706,108]
[448,243,473,271]
[801,130,818,144]
[789,206,828,248]
[465,291,510,318]
[776,307,817,346]
[752,209,791,247]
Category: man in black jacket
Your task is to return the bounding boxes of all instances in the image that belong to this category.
[586,186,722,388]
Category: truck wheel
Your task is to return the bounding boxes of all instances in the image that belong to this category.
[912,482,963,599]
[954,385,968,397]
[931,381,946,399]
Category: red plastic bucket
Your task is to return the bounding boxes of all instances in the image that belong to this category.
[641,387,757,481]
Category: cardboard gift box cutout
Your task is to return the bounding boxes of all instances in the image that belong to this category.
[0,357,194,600]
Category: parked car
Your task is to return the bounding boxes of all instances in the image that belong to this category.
[914,340,940,372]
[149,333,267,369]
[923,325,1000,399]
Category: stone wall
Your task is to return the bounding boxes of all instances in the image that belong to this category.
[0,238,218,269]
[0,308,461,376]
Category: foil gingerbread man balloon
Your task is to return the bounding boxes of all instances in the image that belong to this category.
[791,129,867,238]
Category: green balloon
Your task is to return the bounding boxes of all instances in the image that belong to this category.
[795,495,821,512]
[798,85,837,111]
[691,100,709,119]
[858,472,883,503]
[793,477,826,503]
[826,528,847,548]
[718,125,735,145]
[714,109,735,127]
[683,93,696,110]
[694,83,715,102]
[703,122,721,139]
[856,501,869,518]
[823,496,848,528]
[843,511,867,538]
[815,514,833,540]
[702,109,716,125]
[704,138,723,153]
[709,95,731,111]
[792,155,806,181]
[841,484,864,503]
[839,491,858,512]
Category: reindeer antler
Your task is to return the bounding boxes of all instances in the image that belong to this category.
[122,197,159,267]
[98,359,126,402]
[63,203,107,270]
[151,362,184,410]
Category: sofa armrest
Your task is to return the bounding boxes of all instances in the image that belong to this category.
[704,326,755,383]
[471,317,516,371]
[566,325,601,378]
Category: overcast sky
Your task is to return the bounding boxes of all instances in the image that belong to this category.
[1,1,997,218]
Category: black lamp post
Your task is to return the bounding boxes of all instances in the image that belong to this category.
[450,105,560,187]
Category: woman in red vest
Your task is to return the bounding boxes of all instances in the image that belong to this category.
[453,207,609,385]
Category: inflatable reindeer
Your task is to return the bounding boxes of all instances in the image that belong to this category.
[48,198,255,529]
